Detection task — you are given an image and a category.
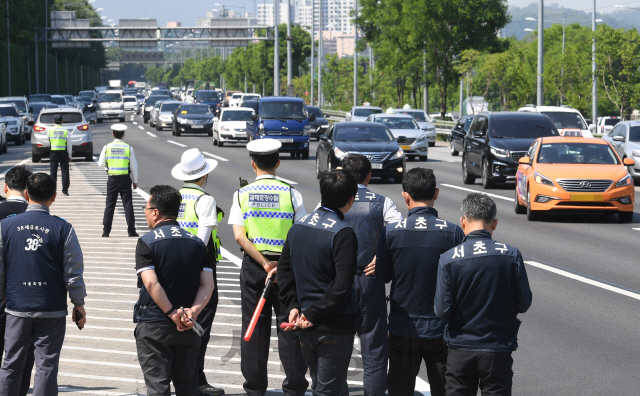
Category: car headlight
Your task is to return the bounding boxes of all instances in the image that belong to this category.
[632,150,640,157]
[616,173,632,188]
[334,147,349,160]
[177,117,187,123]
[395,148,404,159]
[490,147,510,158]
[221,126,230,131]
[303,125,311,136]
[416,133,427,142]
[534,172,554,186]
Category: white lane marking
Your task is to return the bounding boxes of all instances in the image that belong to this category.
[59,386,141,395]
[525,260,640,301]
[0,158,30,178]
[633,228,640,231]
[221,247,242,267]
[146,131,156,137]
[277,176,298,185]
[137,126,144,130]
[441,183,514,202]
[133,121,138,125]
[65,324,133,332]
[202,151,229,162]
[167,139,187,147]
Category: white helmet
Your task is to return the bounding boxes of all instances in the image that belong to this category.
[403,104,411,109]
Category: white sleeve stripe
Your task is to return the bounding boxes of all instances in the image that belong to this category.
[136,266,155,274]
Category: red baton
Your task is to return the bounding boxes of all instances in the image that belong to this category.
[244,277,274,342]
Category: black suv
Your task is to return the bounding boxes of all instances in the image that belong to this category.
[462,112,559,188]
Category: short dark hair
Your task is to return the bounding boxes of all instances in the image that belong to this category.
[113,131,124,139]
[185,175,205,184]
[149,185,182,218]
[320,170,358,209]
[402,168,436,201]
[251,152,279,171]
[341,154,371,184]
[5,165,33,192]
[27,173,56,203]
[461,193,497,223]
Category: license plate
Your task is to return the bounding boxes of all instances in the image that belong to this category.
[400,145,411,150]
[192,125,203,129]
[570,194,602,202]
[277,139,293,143]
[371,163,383,169]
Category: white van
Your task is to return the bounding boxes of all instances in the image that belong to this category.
[517,105,592,137]
[96,90,125,123]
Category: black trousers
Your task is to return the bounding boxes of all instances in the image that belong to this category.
[102,174,136,235]
[49,151,69,194]
[135,321,201,396]
[445,349,513,396]
[387,333,447,396]
[196,289,219,387]
[240,254,308,396]
[0,301,34,396]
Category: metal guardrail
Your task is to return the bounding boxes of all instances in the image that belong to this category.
[321,109,348,122]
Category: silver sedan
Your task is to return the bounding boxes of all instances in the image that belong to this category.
[602,120,640,179]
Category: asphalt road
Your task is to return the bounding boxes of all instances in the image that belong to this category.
[2,111,640,395]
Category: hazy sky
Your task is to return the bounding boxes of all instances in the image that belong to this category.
[90,0,638,27]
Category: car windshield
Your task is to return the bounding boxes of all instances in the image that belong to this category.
[98,93,122,103]
[629,126,640,142]
[28,94,51,103]
[51,97,66,105]
[124,97,136,102]
[196,91,220,100]
[40,113,84,124]
[490,117,559,138]
[375,117,419,130]
[31,103,48,115]
[335,126,394,142]
[179,106,212,115]
[222,110,253,121]
[79,91,94,98]
[135,94,145,100]
[398,111,428,122]
[146,96,168,106]
[80,98,92,104]
[232,94,242,99]
[0,107,18,117]
[161,103,181,113]
[541,111,587,130]
[354,108,382,117]
[307,107,323,117]
[0,100,25,112]
[538,143,619,165]
[243,95,260,101]
[151,90,170,96]
[261,101,307,120]
[604,118,620,126]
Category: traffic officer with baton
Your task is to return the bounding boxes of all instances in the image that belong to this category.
[98,124,139,237]
[48,115,72,196]
[435,193,532,396]
[338,154,402,396]
[376,168,464,396]
[0,172,87,395]
[229,139,308,396]
[171,148,225,396]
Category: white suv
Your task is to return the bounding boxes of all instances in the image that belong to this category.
[517,105,593,137]
[30,109,93,162]
[0,102,26,145]
[96,90,125,123]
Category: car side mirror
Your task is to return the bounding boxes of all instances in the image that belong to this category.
[518,156,531,165]
[27,120,35,126]
[397,136,407,143]
[623,157,635,166]
[319,135,328,141]
[588,124,596,132]
[474,130,486,138]
[309,113,316,122]
[612,135,625,142]
[251,114,258,121]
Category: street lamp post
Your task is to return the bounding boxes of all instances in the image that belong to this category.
[6,0,11,95]
[353,0,358,107]
[274,0,280,96]
[318,1,323,106]
[592,0,597,128]
[287,0,294,96]
[537,0,543,106]
[310,18,315,106]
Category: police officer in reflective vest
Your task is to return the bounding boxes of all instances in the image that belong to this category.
[338,154,402,396]
[98,124,139,237]
[48,115,72,196]
[376,168,465,396]
[172,148,225,396]
[435,193,532,396]
[229,139,308,396]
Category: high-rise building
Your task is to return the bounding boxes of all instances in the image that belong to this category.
[257,0,294,26]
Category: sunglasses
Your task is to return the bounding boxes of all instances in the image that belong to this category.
[142,206,157,212]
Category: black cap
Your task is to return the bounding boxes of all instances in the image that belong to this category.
[54,115,63,124]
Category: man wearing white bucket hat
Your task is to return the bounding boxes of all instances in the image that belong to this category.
[171,148,225,396]
[228,138,309,396]
[98,124,139,237]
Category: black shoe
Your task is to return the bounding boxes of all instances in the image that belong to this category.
[198,384,225,396]
[62,191,69,196]
[102,233,109,238]
[128,232,139,237]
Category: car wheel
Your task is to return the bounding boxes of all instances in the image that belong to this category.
[175,129,182,137]
[157,125,162,131]
[218,141,224,147]
[419,155,428,162]
[482,159,494,189]
[213,136,218,146]
[85,153,93,162]
[429,142,435,147]
[302,150,309,160]
[462,156,475,185]
[450,141,459,156]
[394,175,404,183]
[290,152,296,159]
[514,186,527,214]
[119,118,125,122]
[32,153,41,162]
[26,133,31,141]
[327,156,332,172]
[408,155,415,161]
[316,155,322,179]
[143,118,148,124]
[207,130,213,137]
[97,119,103,124]
[619,211,634,223]
[2,141,6,154]
[526,189,539,221]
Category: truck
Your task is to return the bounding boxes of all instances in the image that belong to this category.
[108,80,122,89]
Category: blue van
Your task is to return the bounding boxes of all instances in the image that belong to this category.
[194,90,222,111]
[251,97,315,159]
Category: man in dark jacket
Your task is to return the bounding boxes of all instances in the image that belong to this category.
[435,193,532,396]
[278,170,359,396]
[376,168,464,396]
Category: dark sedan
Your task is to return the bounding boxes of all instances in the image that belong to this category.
[449,115,474,156]
[307,106,329,140]
[316,121,406,183]
[172,104,214,137]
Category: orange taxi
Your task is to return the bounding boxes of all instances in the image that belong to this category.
[514,136,635,222]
